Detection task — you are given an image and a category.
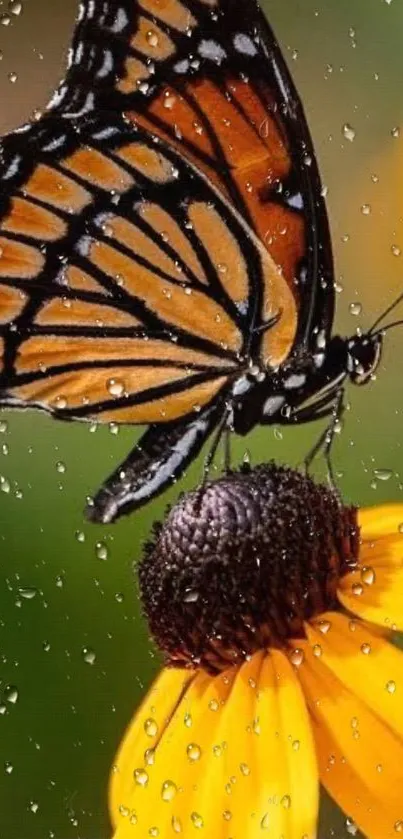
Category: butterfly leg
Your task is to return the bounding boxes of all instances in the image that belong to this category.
[303,389,345,487]
[87,405,221,524]
[202,410,230,485]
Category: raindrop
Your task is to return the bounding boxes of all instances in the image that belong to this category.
[171,816,182,833]
[292,740,300,751]
[95,542,109,561]
[161,780,177,802]
[349,302,362,316]
[208,698,219,712]
[391,126,400,139]
[130,813,138,825]
[9,1,23,15]
[352,583,364,597]
[183,589,199,603]
[184,713,192,728]
[146,29,159,47]
[29,801,39,814]
[144,747,155,766]
[190,812,204,829]
[312,644,322,658]
[18,587,37,600]
[386,680,397,694]
[144,718,158,737]
[318,619,332,634]
[240,762,250,776]
[361,204,371,215]
[75,531,85,543]
[82,647,96,665]
[149,827,159,837]
[395,821,403,833]
[8,71,17,83]
[4,761,13,774]
[261,813,270,830]
[342,123,356,142]
[373,468,393,482]
[289,648,304,667]
[107,378,125,397]
[281,795,291,809]
[223,810,232,821]
[361,643,371,655]
[360,566,376,586]
[0,421,8,433]
[346,817,358,836]
[134,768,149,787]
[0,476,10,494]
[187,743,202,762]
[56,461,66,474]
[213,744,222,757]
[392,244,401,257]
[4,686,18,704]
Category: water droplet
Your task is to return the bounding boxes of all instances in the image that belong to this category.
[223,810,232,821]
[183,589,199,603]
[292,739,300,751]
[399,523,403,535]
[130,812,138,825]
[0,475,10,494]
[0,421,8,433]
[144,718,158,737]
[187,743,202,762]
[261,813,270,830]
[361,643,371,655]
[172,816,182,833]
[10,1,23,14]
[149,827,159,837]
[134,768,149,787]
[352,583,364,597]
[361,204,371,215]
[56,460,66,474]
[161,780,177,802]
[18,586,37,600]
[289,648,304,667]
[312,644,322,658]
[208,698,219,712]
[343,123,356,142]
[349,302,362,316]
[212,744,222,757]
[281,795,291,809]
[4,761,13,774]
[386,680,397,694]
[392,244,401,257]
[361,566,376,586]
[190,812,204,829]
[75,530,85,543]
[184,712,192,728]
[4,685,18,704]
[95,542,108,561]
[146,29,159,47]
[240,762,250,776]
[107,378,125,397]
[346,817,358,836]
[82,647,96,665]
[377,469,395,485]
[395,821,403,834]
[392,126,400,139]
[144,747,155,766]
[8,71,17,83]
[30,801,39,814]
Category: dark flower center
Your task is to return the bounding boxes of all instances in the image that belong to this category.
[139,463,359,673]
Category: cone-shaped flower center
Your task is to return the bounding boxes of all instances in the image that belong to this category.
[139,463,359,672]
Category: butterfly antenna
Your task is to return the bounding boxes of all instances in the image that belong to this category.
[368,289,403,334]
[374,318,403,334]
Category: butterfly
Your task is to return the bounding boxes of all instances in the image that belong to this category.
[0,0,397,524]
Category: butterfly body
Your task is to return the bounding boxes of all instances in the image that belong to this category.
[0,0,385,522]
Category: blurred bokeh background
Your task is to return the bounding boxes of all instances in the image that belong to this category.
[0,0,402,836]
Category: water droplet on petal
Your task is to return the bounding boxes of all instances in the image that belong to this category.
[82,647,96,665]
[386,680,397,694]
[261,813,270,830]
[172,816,182,833]
[361,566,376,586]
[144,718,158,737]
[190,812,204,829]
[187,743,202,762]
[134,768,149,787]
[4,686,18,704]
[289,648,304,667]
[343,123,356,142]
[161,780,177,802]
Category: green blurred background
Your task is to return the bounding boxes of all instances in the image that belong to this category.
[0,0,403,836]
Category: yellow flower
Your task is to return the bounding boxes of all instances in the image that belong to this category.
[109,465,403,839]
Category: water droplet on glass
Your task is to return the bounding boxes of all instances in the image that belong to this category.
[190,812,204,829]
[161,780,177,802]
[82,647,96,665]
[361,566,376,585]
[289,648,304,667]
[342,123,356,142]
[144,718,158,737]
[4,686,18,704]
[187,743,202,762]
[134,768,149,787]
[95,542,108,561]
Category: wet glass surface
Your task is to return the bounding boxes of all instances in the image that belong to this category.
[0,1,402,836]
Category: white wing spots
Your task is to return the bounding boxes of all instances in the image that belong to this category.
[46,85,68,110]
[284,373,307,390]
[110,7,128,33]
[2,154,22,181]
[233,33,258,57]
[75,236,93,258]
[263,395,285,417]
[42,135,67,153]
[77,1,85,22]
[198,39,227,65]
[91,125,121,141]
[74,41,84,65]
[96,49,114,78]
[174,59,190,74]
[86,0,96,19]
[232,376,252,398]
[69,92,95,117]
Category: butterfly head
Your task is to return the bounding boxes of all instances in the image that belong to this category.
[346,332,383,385]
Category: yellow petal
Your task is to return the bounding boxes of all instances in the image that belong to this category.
[111,652,319,838]
[358,503,403,539]
[305,612,403,741]
[109,666,196,829]
[339,510,403,629]
[297,632,403,839]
